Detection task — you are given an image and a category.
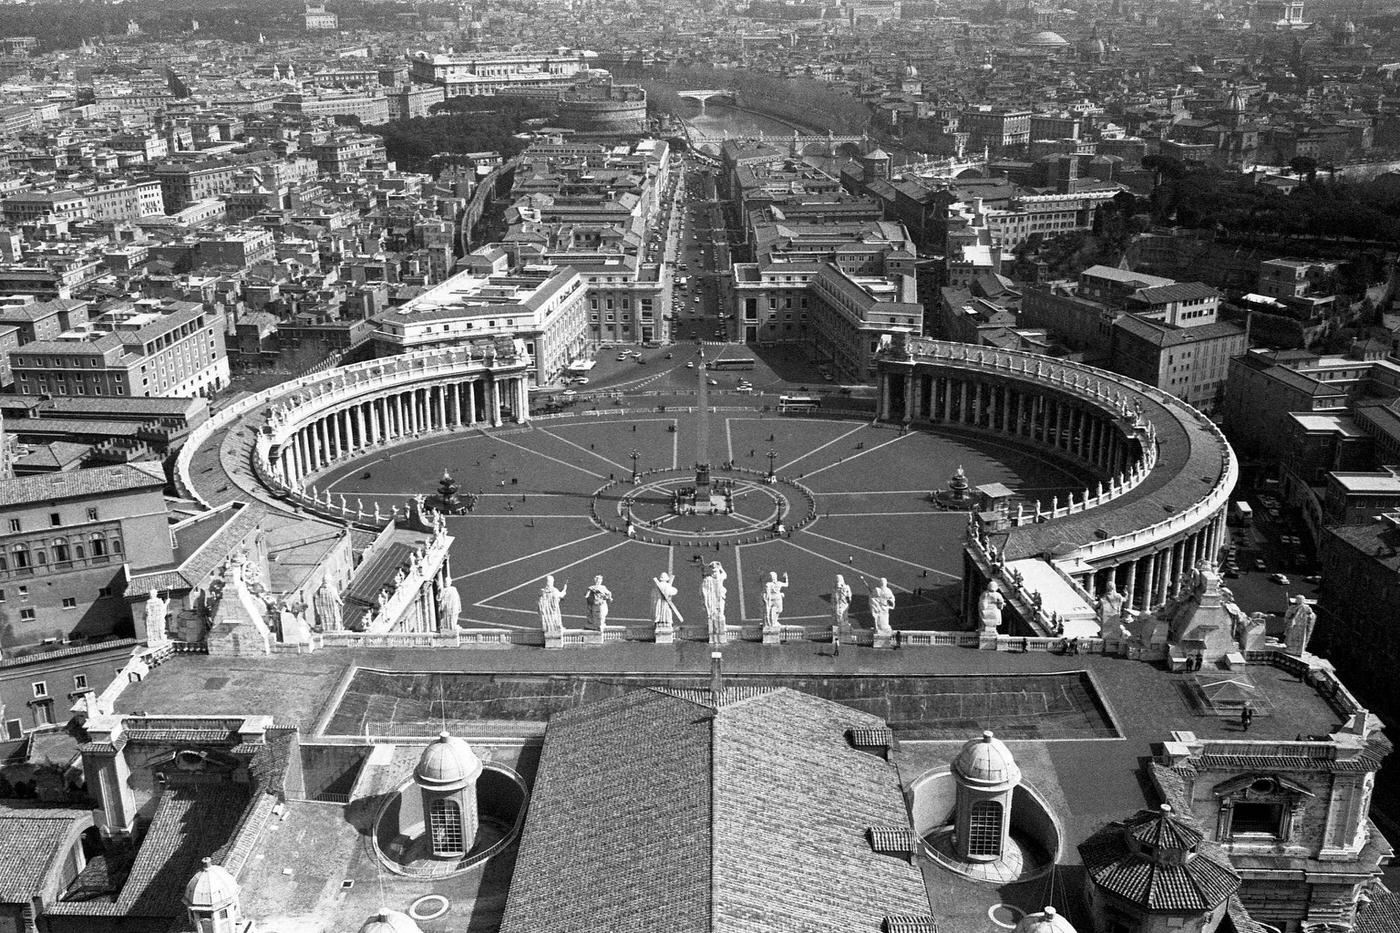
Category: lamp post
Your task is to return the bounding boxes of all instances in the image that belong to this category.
[766,448,777,484]
[630,448,641,485]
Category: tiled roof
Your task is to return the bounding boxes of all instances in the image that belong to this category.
[499,689,711,933]
[1079,808,1239,912]
[502,687,931,933]
[0,461,166,507]
[46,784,247,918]
[1356,890,1400,933]
[0,807,87,900]
[884,917,938,933]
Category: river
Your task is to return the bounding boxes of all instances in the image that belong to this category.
[675,100,839,174]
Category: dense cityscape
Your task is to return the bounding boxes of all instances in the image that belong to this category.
[0,0,1399,930]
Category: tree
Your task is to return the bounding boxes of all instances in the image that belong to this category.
[1288,155,1318,180]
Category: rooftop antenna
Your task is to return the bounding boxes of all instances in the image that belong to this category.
[710,650,723,704]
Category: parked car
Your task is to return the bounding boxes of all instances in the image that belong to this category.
[1270,573,1291,586]
[1254,559,1267,571]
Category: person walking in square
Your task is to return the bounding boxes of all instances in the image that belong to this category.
[1241,703,1254,732]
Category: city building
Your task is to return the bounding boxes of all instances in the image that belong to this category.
[373,257,587,387]
[0,461,169,660]
[10,300,229,399]
[407,49,590,98]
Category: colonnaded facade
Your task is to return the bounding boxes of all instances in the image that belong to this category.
[874,333,1236,638]
[178,337,531,523]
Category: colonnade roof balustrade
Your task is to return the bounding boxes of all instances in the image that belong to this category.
[885,338,1237,565]
[176,343,529,516]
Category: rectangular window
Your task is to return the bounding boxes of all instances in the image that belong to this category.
[50,512,61,527]
[19,608,35,621]
[32,681,47,698]
[87,508,98,521]
[73,674,87,690]
[62,597,76,609]
[8,519,19,532]
[3,720,20,740]
[98,586,112,597]
[1232,802,1283,836]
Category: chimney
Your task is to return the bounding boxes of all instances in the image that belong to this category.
[710,650,723,703]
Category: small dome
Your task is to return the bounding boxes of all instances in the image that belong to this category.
[359,909,423,933]
[415,731,483,792]
[1015,906,1079,933]
[184,857,239,911]
[953,731,1022,788]
[1023,30,1070,47]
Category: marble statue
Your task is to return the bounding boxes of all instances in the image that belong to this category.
[979,580,1005,634]
[314,577,343,631]
[652,572,680,629]
[143,590,168,644]
[701,562,728,642]
[1283,595,1317,656]
[865,576,895,635]
[831,574,853,630]
[538,575,566,636]
[585,575,613,630]
[761,571,789,632]
[1097,580,1124,630]
[437,583,462,633]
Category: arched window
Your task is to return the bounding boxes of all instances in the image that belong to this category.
[74,543,85,559]
[52,538,69,563]
[428,797,464,856]
[89,534,106,557]
[966,799,1003,858]
[110,537,123,555]
[9,545,25,569]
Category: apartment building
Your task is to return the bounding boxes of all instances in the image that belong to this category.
[10,300,229,399]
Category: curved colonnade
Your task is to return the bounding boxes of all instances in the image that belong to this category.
[177,345,532,524]
[876,337,1237,635]
[178,339,1236,641]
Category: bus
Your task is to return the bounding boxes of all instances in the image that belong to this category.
[706,357,756,371]
[778,395,821,412]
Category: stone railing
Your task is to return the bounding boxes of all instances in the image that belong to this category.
[898,338,1180,522]
[177,344,525,509]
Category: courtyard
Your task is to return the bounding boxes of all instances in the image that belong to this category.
[314,408,1088,632]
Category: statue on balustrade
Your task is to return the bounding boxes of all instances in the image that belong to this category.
[865,576,895,635]
[979,580,1005,634]
[314,577,343,631]
[831,574,852,631]
[1097,579,1124,632]
[585,575,613,630]
[761,571,789,632]
[538,575,567,636]
[144,590,169,645]
[701,562,728,642]
[437,583,462,633]
[1283,595,1316,656]
[652,572,680,630]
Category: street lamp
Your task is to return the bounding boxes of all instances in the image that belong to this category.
[766,449,777,483]
[630,448,641,485]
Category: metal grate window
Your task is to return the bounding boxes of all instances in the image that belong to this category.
[428,798,464,855]
[966,799,1003,857]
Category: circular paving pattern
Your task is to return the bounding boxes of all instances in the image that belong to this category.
[592,467,818,546]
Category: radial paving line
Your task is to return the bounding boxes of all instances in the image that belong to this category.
[456,530,610,579]
[778,422,868,471]
[777,538,913,593]
[476,538,634,608]
[799,432,911,479]
[534,427,632,472]
[802,528,959,580]
[487,432,605,479]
